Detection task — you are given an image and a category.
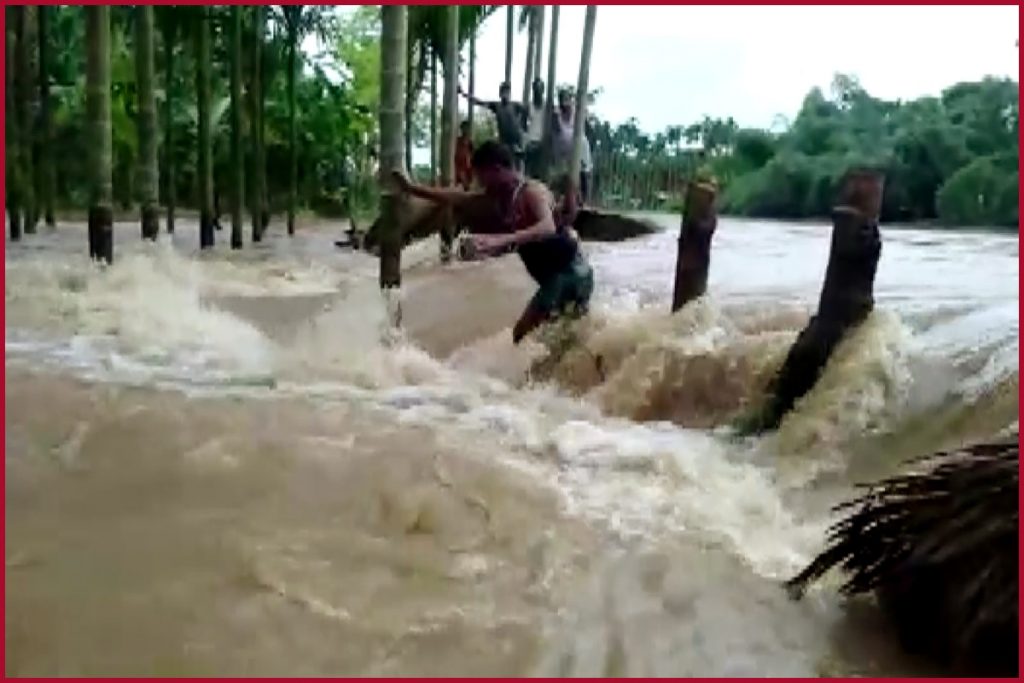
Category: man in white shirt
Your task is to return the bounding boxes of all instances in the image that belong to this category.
[552,89,593,204]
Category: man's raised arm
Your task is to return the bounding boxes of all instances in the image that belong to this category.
[392,170,477,206]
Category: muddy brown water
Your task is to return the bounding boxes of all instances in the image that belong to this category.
[5,217,1016,676]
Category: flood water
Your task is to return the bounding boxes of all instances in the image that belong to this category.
[5,214,1018,676]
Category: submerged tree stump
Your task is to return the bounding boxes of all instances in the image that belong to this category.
[672,180,718,312]
[750,169,884,432]
[785,436,1019,677]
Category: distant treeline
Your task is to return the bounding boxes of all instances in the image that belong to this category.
[586,74,1019,228]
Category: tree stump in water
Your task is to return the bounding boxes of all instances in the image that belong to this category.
[785,436,1019,677]
[749,169,883,432]
[672,180,718,312]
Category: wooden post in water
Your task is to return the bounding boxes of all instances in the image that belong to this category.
[671,180,718,312]
[753,168,884,432]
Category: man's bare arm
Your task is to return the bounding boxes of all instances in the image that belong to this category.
[393,170,478,206]
[457,87,496,111]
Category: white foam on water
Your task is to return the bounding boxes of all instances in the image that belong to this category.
[4,222,1018,597]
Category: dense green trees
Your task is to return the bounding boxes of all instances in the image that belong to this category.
[7,6,1016,239]
[588,74,1018,227]
[13,5,400,236]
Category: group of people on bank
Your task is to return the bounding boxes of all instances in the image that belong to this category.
[454,79,593,203]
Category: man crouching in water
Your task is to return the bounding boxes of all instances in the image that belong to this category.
[392,140,594,345]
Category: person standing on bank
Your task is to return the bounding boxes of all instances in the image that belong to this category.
[551,88,593,204]
[392,141,594,345]
[459,82,528,172]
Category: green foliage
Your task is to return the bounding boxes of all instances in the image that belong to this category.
[589,73,1018,228]
[29,6,1021,233]
[936,154,1019,227]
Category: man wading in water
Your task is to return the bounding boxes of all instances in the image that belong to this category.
[393,140,594,345]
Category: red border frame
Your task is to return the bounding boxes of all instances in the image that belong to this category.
[0,1,1020,680]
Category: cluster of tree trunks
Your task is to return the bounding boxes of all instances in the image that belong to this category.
[786,435,1019,677]
[746,169,884,432]
[9,6,307,259]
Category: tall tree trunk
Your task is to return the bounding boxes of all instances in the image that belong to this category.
[85,6,113,263]
[522,8,536,105]
[533,6,545,85]
[467,30,476,132]
[257,8,268,235]
[404,34,414,172]
[6,10,22,241]
[429,50,437,183]
[378,5,407,292]
[439,10,458,184]
[504,5,513,85]
[161,15,176,234]
[439,6,459,261]
[248,6,264,242]
[135,6,159,240]
[286,18,297,236]
[14,6,36,233]
[194,8,214,249]
[229,5,244,249]
[540,6,559,179]
[36,5,55,227]
[568,7,597,190]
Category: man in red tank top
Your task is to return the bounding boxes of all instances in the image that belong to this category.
[392,141,594,345]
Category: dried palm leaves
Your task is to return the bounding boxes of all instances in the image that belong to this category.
[786,435,1019,675]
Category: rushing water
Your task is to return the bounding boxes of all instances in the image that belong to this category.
[5,215,1018,676]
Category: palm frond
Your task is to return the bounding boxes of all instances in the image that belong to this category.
[786,435,1019,674]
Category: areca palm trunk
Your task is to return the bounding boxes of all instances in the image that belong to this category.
[14,6,36,233]
[248,6,264,242]
[194,8,214,249]
[568,7,597,190]
[504,6,513,85]
[378,5,407,291]
[85,6,113,263]
[439,9,458,185]
[439,6,458,261]
[540,6,559,179]
[429,50,437,183]
[522,8,535,105]
[229,5,244,249]
[135,6,159,240]
[6,11,22,241]
[533,6,545,84]
[467,30,476,131]
[161,13,176,234]
[404,34,414,172]
[286,12,298,236]
[36,5,55,227]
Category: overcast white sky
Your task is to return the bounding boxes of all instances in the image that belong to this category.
[465,5,1019,132]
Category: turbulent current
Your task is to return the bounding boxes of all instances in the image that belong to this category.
[5,215,1018,676]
